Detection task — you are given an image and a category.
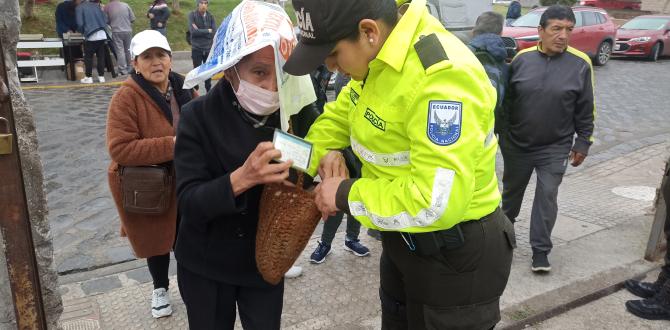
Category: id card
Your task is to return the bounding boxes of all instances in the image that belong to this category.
[272,129,313,172]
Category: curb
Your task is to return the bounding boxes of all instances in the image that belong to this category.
[498,259,661,329]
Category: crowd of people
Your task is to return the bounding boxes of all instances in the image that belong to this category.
[53,0,215,86]
[83,0,669,327]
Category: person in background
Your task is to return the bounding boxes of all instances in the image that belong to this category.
[188,0,216,92]
[56,0,80,38]
[468,11,510,136]
[106,30,196,320]
[624,160,670,320]
[76,0,108,84]
[506,0,522,26]
[308,65,371,264]
[105,0,135,75]
[147,0,170,36]
[501,5,595,273]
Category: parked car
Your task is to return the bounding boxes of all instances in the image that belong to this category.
[502,6,617,65]
[613,15,670,61]
[579,0,641,10]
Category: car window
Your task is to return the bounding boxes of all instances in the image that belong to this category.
[583,11,598,26]
[596,13,606,24]
[512,11,542,27]
[575,11,583,27]
[620,17,670,30]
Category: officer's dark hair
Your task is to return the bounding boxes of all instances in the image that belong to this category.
[344,0,399,41]
[539,5,576,28]
[473,11,504,36]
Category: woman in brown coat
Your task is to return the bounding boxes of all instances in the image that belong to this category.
[106,30,194,319]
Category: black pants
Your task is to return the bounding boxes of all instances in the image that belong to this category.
[662,162,670,278]
[147,253,170,290]
[320,211,361,245]
[177,265,284,329]
[191,48,211,91]
[83,40,106,77]
[379,208,515,330]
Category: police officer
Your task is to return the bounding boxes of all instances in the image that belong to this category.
[284,0,515,328]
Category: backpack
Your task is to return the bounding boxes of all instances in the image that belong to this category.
[472,49,507,135]
[186,12,195,45]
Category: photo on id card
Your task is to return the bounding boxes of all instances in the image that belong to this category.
[272,129,313,172]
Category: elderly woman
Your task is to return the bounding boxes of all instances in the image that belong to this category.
[106,30,195,319]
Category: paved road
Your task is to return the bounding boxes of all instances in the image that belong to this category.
[23,58,670,275]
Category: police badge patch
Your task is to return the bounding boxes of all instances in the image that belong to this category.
[427,101,462,146]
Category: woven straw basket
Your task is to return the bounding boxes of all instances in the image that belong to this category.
[256,175,321,285]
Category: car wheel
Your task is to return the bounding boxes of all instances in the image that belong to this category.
[594,41,612,66]
[648,42,661,62]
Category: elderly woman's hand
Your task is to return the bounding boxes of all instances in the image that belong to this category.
[230,142,292,196]
[318,150,348,180]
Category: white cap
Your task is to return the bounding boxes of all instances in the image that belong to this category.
[129,30,172,58]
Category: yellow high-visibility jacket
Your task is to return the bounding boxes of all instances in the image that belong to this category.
[305,0,500,233]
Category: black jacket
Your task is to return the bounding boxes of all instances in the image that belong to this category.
[174,80,283,287]
[188,10,216,51]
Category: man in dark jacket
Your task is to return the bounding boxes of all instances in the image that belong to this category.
[76,0,108,83]
[469,11,509,136]
[501,6,595,273]
[188,0,216,91]
[56,0,80,38]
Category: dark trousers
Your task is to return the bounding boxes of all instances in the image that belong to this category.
[191,48,211,91]
[501,140,568,255]
[83,40,106,77]
[177,265,284,330]
[147,253,170,290]
[320,212,361,245]
[379,208,515,330]
[662,162,670,278]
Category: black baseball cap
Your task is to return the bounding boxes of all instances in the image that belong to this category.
[283,0,377,76]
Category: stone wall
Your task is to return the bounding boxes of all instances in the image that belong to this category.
[0,0,63,328]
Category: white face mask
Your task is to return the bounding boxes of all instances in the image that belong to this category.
[232,66,280,116]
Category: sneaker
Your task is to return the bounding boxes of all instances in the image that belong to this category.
[98,76,105,83]
[531,252,551,273]
[284,265,302,278]
[344,238,370,257]
[309,241,331,264]
[80,77,93,84]
[151,288,172,318]
[625,272,668,299]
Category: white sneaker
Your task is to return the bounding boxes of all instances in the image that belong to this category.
[151,288,172,318]
[284,266,303,279]
[98,76,105,83]
[80,77,93,84]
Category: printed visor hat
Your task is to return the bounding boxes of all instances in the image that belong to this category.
[283,0,376,76]
[130,30,172,58]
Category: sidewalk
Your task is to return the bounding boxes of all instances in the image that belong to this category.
[56,138,670,329]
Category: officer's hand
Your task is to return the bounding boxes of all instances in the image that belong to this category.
[314,177,344,220]
[569,151,586,167]
[148,13,155,19]
[318,151,348,180]
[231,142,292,196]
[157,22,163,28]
